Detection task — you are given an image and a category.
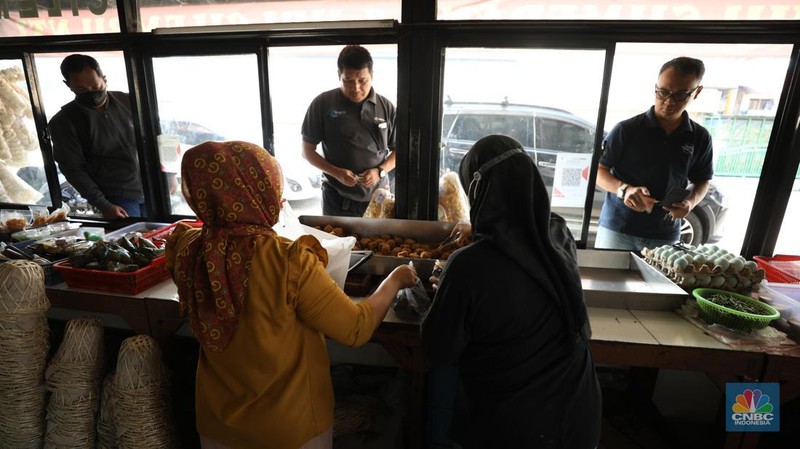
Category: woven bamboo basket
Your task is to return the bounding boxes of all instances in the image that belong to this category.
[0,260,50,449]
[96,374,118,449]
[0,260,50,314]
[44,316,105,449]
[113,334,176,449]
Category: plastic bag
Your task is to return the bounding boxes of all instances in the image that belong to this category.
[438,172,469,223]
[393,270,431,319]
[363,188,395,219]
[275,202,356,289]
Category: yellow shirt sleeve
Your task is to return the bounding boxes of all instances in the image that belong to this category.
[288,235,376,347]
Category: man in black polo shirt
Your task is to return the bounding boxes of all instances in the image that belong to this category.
[49,54,145,219]
[596,56,713,252]
[301,45,396,217]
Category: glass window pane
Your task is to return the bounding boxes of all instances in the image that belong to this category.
[34,51,129,217]
[606,43,793,251]
[138,0,401,32]
[438,0,800,21]
[440,48,605,239]
[0,59,48,206]
[268,44,398,217]
[774,176,800,255]
[152,54,262,216]
[0,2,119,37]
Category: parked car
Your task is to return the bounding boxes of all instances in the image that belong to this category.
[440,101,728,245]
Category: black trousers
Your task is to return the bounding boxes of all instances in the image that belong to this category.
[321,183,369,217]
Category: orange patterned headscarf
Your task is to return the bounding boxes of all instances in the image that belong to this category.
[175,141,283,351]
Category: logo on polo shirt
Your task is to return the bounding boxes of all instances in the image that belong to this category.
[726,383,780,432]
[327,108,346,118]
[681,143,694,155]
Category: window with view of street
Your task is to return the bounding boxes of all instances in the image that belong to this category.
[268,44,398,217]
[610,43,793,253]
[438,43,793,251]
[151,54,262,215]
[32,51,128,216]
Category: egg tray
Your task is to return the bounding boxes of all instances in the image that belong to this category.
[643,256,765,294]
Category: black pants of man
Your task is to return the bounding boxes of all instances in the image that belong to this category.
[321,183,369,217]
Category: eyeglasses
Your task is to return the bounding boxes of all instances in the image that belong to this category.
[654,85,700,102]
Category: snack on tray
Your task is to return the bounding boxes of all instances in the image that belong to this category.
[29,205,48,227]
[438,172,469,223]
[46,204,70,224]
[0,209,29,232]
[363,188,394,219]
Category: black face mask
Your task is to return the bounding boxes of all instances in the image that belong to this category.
[75,89,108,107]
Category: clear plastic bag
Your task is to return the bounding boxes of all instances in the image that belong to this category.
[393,276,431,319]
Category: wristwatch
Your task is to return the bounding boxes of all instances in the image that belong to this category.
[616,183,629,200]
[377,166,387,179]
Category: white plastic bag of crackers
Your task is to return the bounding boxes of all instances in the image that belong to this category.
[363,187,395,219]
[438,172,469,223]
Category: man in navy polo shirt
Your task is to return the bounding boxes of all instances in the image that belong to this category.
[595,56,713,252]
[301,45,396,217]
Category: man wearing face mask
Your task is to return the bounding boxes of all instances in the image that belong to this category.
[48,54,145,219]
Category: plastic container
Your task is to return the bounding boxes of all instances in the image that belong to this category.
[104,222,170,241]
[53,256,170,295]
[758,282,800,321]
[753,255,800,284]
[692,287,779,332]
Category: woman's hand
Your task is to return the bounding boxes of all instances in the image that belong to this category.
[451,222,472,246]
[387,263,418,290]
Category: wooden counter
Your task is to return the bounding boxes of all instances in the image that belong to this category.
[45,279,799,449]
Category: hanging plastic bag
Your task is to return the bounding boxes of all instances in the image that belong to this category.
[392,262,432,318]
[275,202,355,289]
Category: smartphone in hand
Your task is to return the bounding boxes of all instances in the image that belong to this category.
[657,188,691,207]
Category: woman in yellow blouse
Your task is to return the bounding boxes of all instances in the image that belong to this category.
[165,141,417,449]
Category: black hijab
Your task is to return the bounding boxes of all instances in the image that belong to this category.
[458,134,590,340]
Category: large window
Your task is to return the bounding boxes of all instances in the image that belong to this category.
[608,43,793,251]
[33,51,129,215]
[0,1,119,37]
[0,59,46,205]
[439,47,605,238]
[774,175,800,255]
[268,44,398,216]
[438,0,800,21]
[139,0,401,32]
[151,54,262,215]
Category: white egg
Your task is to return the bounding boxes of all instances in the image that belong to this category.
[731,257,746,272]
[711,276,726,287]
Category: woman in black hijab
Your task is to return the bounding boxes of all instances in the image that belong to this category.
[421,134,601,449]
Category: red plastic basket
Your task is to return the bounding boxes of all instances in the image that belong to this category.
[53,256,169,295]
[753,255,800,284]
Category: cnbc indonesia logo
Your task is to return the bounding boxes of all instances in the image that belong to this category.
[727,384,780,432]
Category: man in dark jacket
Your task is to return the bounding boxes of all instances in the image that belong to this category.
[48,54,145,219]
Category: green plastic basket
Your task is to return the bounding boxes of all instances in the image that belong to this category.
[692,288,779,332]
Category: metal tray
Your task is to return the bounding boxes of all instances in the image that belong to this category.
[298,216,688,310]
[299,215,452,278]
[578,249,689,310]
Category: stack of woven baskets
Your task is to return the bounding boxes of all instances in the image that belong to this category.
[108,334,176,448]
[0,260,50,448]
[44,316,105,448]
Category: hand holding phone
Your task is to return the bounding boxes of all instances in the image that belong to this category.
[657,188,691,207]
